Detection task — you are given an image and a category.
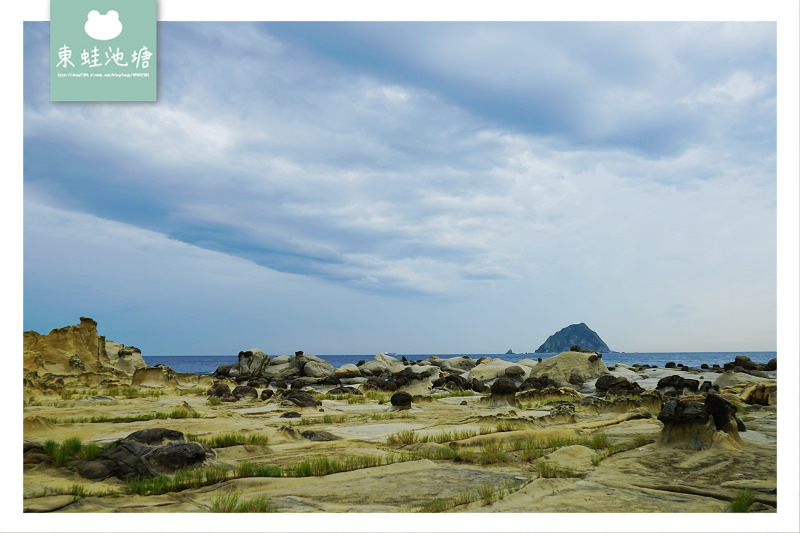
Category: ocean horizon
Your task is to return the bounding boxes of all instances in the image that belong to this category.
[143,351,777,376]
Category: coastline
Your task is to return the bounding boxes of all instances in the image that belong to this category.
[143,351,778,376]
[23,347,778,515]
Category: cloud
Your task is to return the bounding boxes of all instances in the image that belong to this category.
[23,21,777,352]
[84,10,123,41]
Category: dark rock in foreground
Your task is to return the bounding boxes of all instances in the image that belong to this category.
[73,429,216,481]
[657,395,744,450]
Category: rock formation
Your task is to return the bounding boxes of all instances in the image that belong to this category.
[529,350,609,386]
[24,317,146,375]
[657,394,744,450]
[23,317,147,391]
[535,323,611,354]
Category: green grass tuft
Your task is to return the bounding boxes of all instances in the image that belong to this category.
[730,488,755,513]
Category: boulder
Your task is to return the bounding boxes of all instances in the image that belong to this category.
[471,378,489,394]
[131,365,181,389]
[362,376,398,392]
[213,364,232,377]
[125,428,186,445]
[739,382,777,406]
[763,358,776,371]
[656,375,700,395]
[228,349,271,379]
[432,373,470,392]
[334,364,362,379]
[283,390,319,408]
[595,375,644,397]
[231,385,259,400]
[704,393,743,433]
[298,354,336,378]
[359,353,403,377]
[504,365,526,379]
[427,355,478,373]
[723,355,760,372]
[207,382,231,398]
[518,375,560,392]
[390,391,413,410]
[713,371,765,389]
[594,375,627,393]
[80,429,216,480]
[327,386,362,396]
[529,351,609,386]
[468,358,528,382]
[300,430,340,442]
[260,389,274,401]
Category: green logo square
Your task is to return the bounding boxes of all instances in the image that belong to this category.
[50,0,157,101]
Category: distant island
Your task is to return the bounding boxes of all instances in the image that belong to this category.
[535,322,611,353]
[505,349,514,355]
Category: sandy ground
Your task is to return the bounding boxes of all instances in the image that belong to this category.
[22,375,778,517]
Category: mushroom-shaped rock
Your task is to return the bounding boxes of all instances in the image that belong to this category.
[390,391,413,410]
[657,398,743,450]
[488,377,517,407]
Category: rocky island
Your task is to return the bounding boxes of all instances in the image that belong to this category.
[535,322,612,354]
[22,318,778,518]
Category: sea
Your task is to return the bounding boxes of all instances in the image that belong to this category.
[143,351,777,376]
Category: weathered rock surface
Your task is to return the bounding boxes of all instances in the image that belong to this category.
[468,358,530,383]
[23,318,146,391]
[529,351,609,386]
[657,396,743,450]
[227,349,271,380]
[739,382,777,406]
[359,353,403,377]
[131,365,181,389]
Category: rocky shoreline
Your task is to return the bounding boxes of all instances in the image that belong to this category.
[22,319,778,516]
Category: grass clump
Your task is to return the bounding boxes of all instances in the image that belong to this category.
[386,429,419,445]
[534,461,579,479]
[730,488,755,513]
[477,440,509,465]
[47,409,201,425]
[42,438,113,466]
[187,432,269,448]
[125,465,229,496]
[211,491,275,513]
[370,412,415,421]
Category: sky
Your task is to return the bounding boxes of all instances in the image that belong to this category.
[22,19,781,356]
